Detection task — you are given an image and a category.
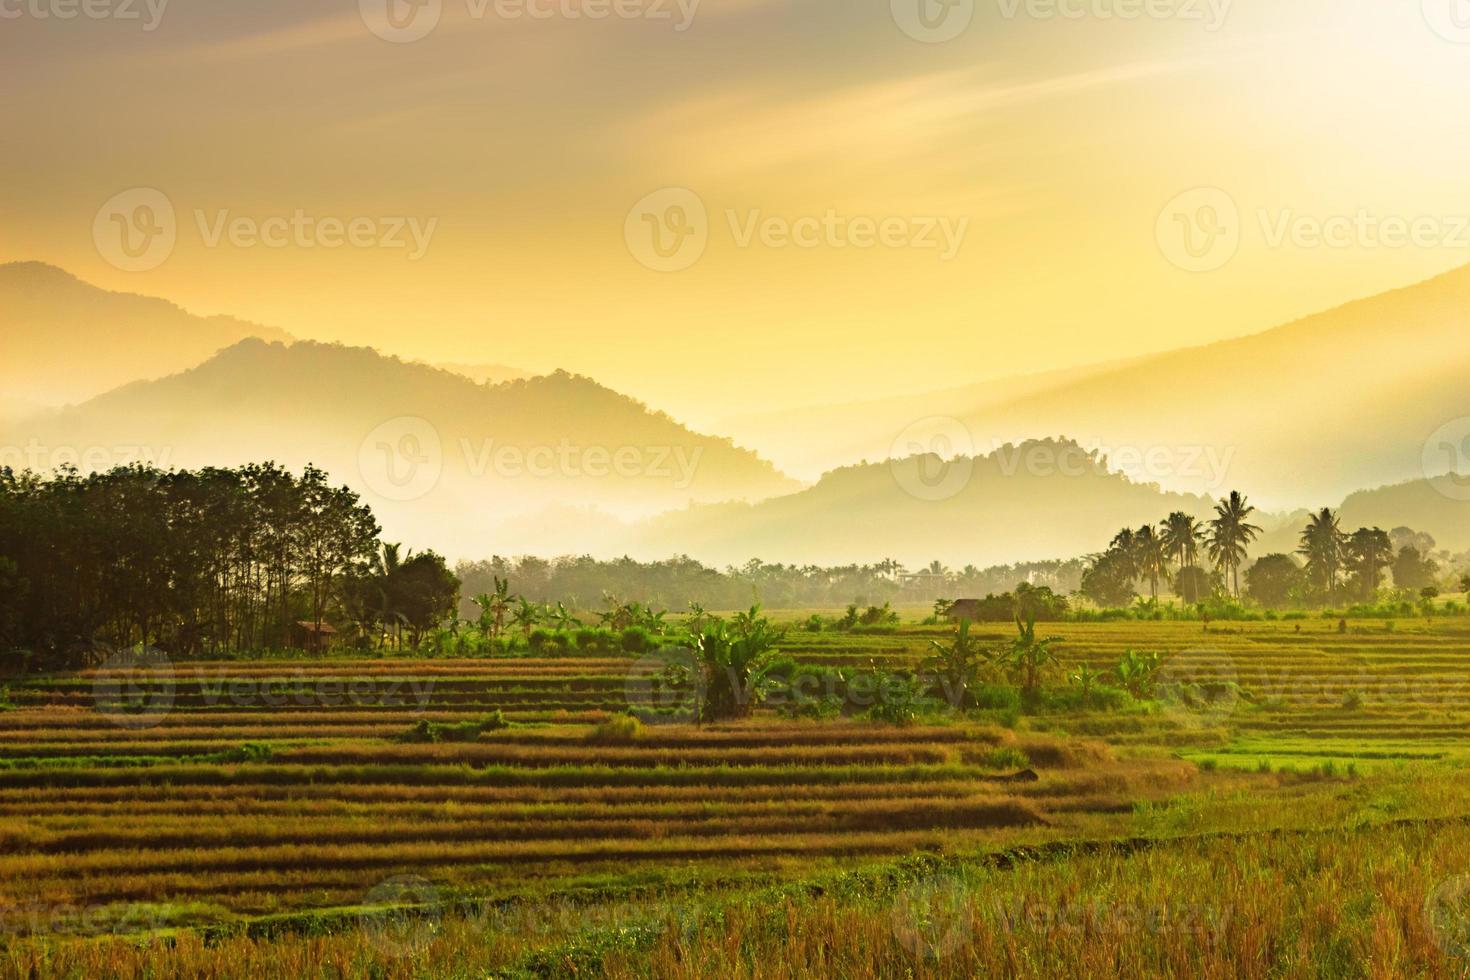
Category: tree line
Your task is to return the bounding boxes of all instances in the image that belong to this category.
[455,555,1087,617]
[0,464,459,668]
[1081,492,1449,610]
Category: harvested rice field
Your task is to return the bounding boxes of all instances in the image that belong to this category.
[3,618,1470,978]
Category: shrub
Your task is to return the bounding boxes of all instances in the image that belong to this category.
[398,711,508,743]
[975,746,1030,770]
[620,627,654,654]
[574,628,607,652]
[979,705,1022,729]
[219,742,273,763]
[1341,690,1364,711]
[861,668,938,726]
[971,684,1022,713]
[776,695,844,720]
[588,714,644,743]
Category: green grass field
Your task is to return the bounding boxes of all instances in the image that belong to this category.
[4,617,1470,977]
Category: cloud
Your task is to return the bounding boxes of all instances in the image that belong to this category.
[615,55,1230,183]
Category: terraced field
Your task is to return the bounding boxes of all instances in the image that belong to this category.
[3,617,1470,976]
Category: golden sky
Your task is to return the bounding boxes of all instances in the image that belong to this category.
[6,0,1470,424]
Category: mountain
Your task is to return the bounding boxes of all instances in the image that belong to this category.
[0,262,292,406]
[432,361,532,386]
[1337,478,1470,555]
[619,438,1215,568]
[719,264,1470,508]
[719,358,1144,481]
[2,339,801,559]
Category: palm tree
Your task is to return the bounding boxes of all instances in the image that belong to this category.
[924,560,952,588]
[1160,512,1203,571]
[1134,525,1167,601]
[370,542,409,649]
[1208,491,1263,597]
[1109,528,1140,581]
[1297,508,1345,600]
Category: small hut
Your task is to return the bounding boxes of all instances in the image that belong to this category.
[291,620,338,653]
[946,599,983,623]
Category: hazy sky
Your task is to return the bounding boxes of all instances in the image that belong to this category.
[6,0,1470,424]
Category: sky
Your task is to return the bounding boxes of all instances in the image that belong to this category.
[6,0,1470,425]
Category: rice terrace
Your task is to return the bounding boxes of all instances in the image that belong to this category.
[6,594,1470,977]
[10,0,1470,977]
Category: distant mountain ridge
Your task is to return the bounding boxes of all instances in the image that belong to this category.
[0,262,292,406]
[616,438,1216,567]
[3,338,801,559]
[720,262,1470,508]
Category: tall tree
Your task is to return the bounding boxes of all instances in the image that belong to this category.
[1345,527,1394,601]
[1244,554,1304,609]
[1297,508,1345,602]
[1109,528,1140,582]
[1208,491,1263,598]
[1160,512,1204,572]
[1133,525,1167,601]
[1392,546,1439,592]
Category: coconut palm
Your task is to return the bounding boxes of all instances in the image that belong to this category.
[1298,508,1346,600]
[1134,525,1168,601]
[1109,528,1140,581]
[1208,491,1263,597]
[1160,512,1204,572]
